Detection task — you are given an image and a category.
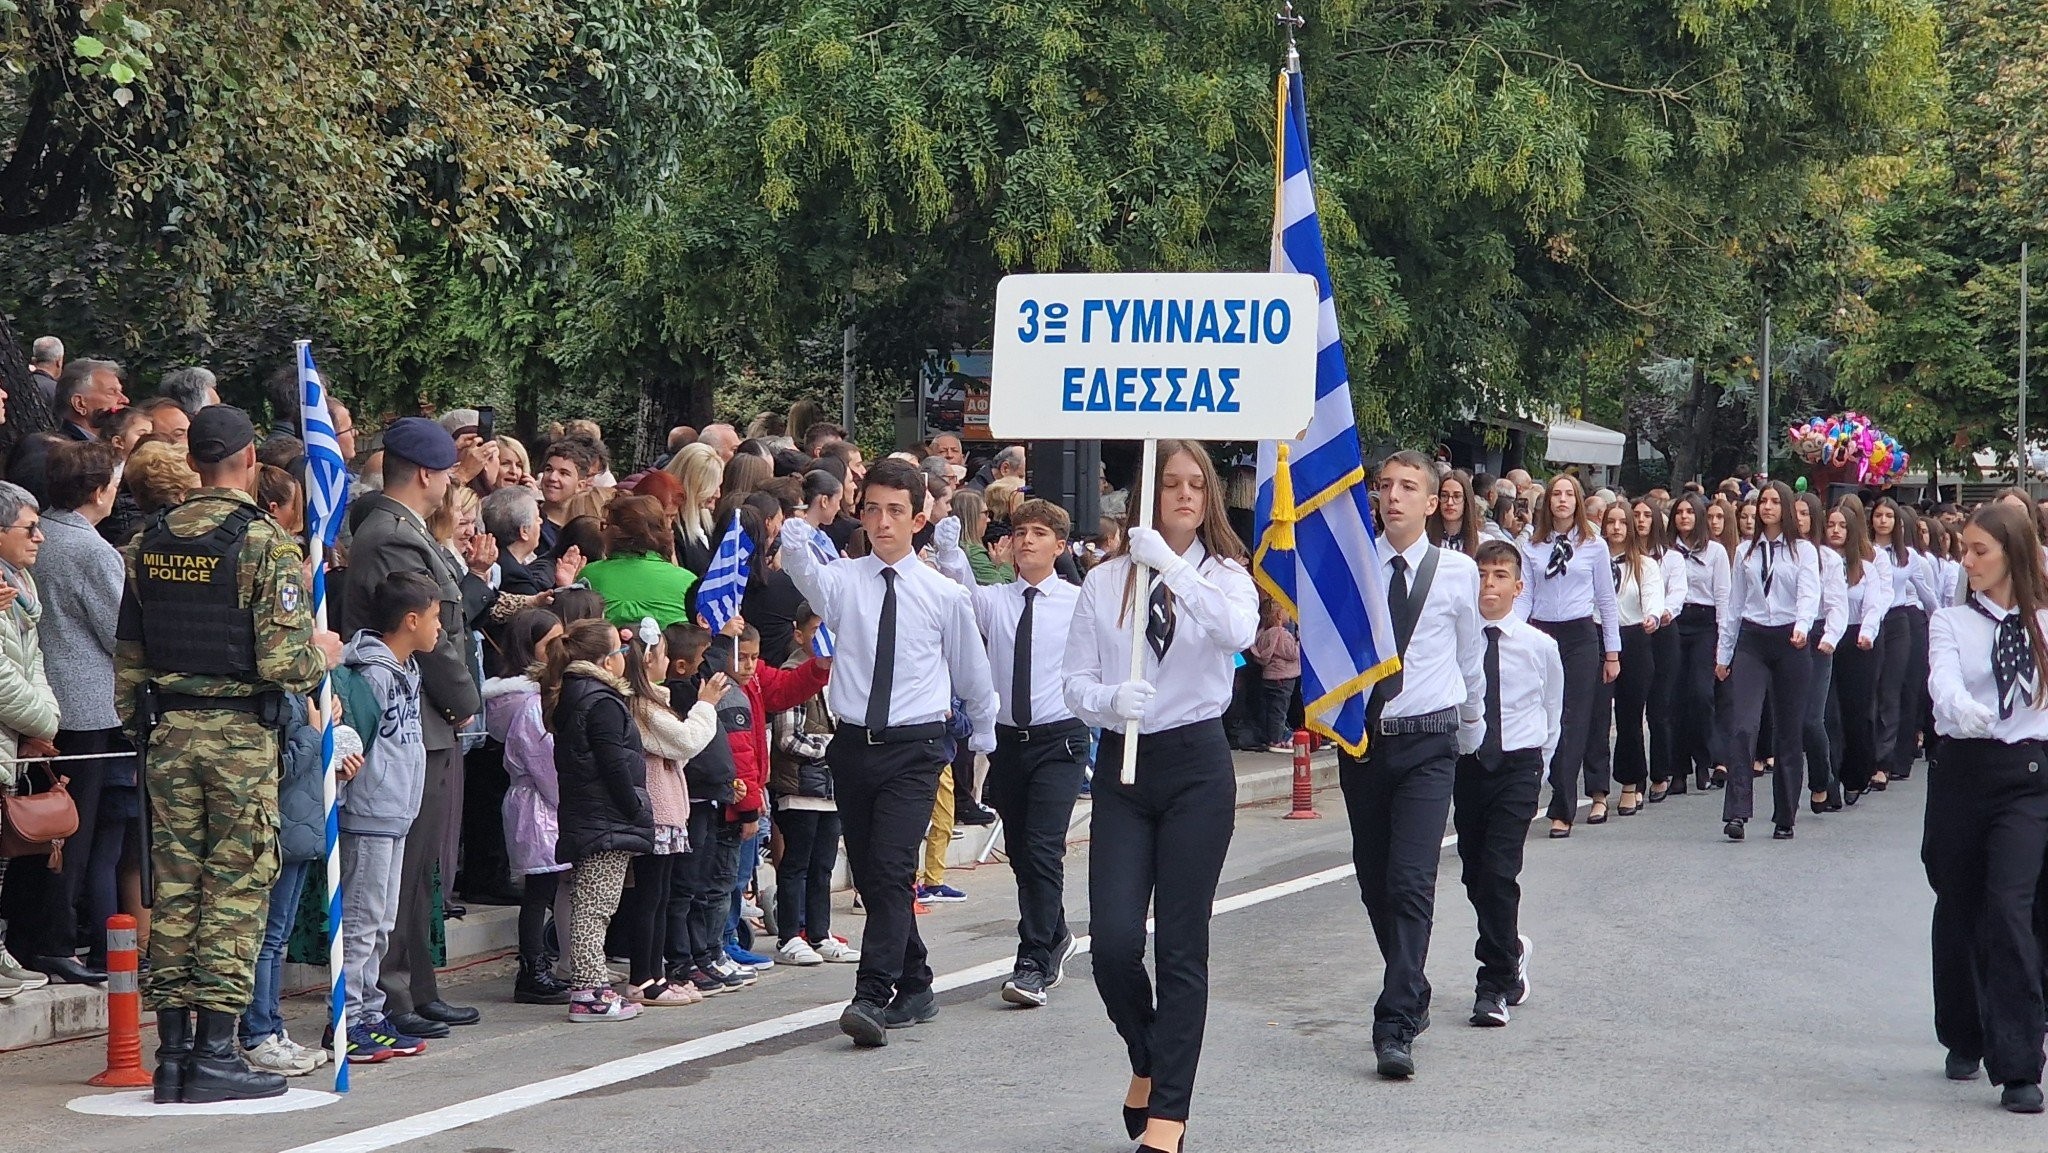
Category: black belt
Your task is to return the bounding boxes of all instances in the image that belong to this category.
[1376,706,1459,737]
[157,690,282,717]
[840,721,949,746]
[996,719,1087,744]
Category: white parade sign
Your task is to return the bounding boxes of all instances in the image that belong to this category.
[988,272,1321,441]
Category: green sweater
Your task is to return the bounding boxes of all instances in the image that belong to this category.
[966,540,1014,585]
[580,552,699,628]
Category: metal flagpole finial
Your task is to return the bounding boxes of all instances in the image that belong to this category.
[1277,1,1304,72]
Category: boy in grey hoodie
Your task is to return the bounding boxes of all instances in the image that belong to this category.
[335,572,442,1063]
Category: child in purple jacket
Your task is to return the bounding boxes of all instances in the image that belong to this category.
[484,609,574,1005]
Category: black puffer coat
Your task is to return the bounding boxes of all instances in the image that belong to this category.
[551,666,654,863]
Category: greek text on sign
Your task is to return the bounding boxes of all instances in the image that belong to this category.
[989,272,1320,441]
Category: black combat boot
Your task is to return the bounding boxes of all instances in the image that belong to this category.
[182,1009,287,1103]
[152,1009,193,1104]
[514,954,572,1004]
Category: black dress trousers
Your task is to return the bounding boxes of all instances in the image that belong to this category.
[1647,621,1682,786]
[829,731,947,1008]
[1721,623,1812,828]
[986,723,1088,976]
[1673,604,1720,787]
[1452,748,1542,998]
[1532,617,1602,823]
[1341,728,1457,1041]
[1831,625,1885,792]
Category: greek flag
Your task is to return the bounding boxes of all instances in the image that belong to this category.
[698,511,752,635]
[1253,65,1400,757]
[804,531,838,659]
[299,344,348,548]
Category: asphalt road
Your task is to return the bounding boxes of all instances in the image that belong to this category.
[9,770,2035,1153]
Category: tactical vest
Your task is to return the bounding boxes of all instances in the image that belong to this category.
[133,499,261,675]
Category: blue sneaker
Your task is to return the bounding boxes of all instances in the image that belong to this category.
[365,1015,428,1056]
[726,943,775,970]
[917,884,968,904]
[344,1022,398,1063]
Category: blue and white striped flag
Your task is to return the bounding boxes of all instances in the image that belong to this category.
[299,345,349,548]
[804,530,837,658]
[1253,65,1400,757]
[698,511,752,635]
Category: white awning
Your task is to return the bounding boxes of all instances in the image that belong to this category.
[1544,418,1626,467]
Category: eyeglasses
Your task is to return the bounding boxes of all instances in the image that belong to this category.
[1,520,42,538]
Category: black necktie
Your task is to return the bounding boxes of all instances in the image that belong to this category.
[1480,625,1504,769]
[1678,542,1702,566]
[1759,539,1775,597]
[1546,534,1573,578]
[1367,554,1412,728]
[867,567,898,732]
[1146,578,1176,660]
[1974,599,2035,719]
[1013,586,1037,727]
[1388,553,1411,621]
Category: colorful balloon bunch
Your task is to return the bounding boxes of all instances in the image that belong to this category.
[1786,412,1910,483]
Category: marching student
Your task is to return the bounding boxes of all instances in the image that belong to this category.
[1645,498,1687,801]
[1599,501,1663,816]
[1340,451,1484,1080]
[1825,496,1891,799]
[779,459,997,1050]
[1793,493,1849,812]
[1426,468,1485,556]
[1513,473,1620,836]
[1458,540,1562,1028]
[1063,440,1257,1153]
[1714,481,1820,841]
[931,497,1087,1009]
[1872,499,1937,789]
[1922,502,2048,1114]
[1667,495,1731,793]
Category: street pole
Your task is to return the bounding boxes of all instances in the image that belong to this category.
[2022,241,2030,485]
[1758,302,1772,478]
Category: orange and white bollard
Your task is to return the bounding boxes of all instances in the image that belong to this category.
[1283,730,1320,820]
[88,913,152,1087]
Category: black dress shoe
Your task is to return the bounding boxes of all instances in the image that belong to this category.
[35,955,107,984]
[1374,1037,1415,1079]
[1125,1106,1148,1139]
[1773,826,1795,840]
[444,904,468,920]
[1724,819,1745,841]
[385,1011,452,1039]
[883,987,938,1028]
[839,1000,888,1047]
[953,802,997,827]
[2004,1082,2045,1113]
[1945,1052,1981,1081]
[416,1000,481,1026]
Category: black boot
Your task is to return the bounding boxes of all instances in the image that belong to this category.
[514,954,572,1005]
[183,1009,287,1103]
[152,1009,193,1105]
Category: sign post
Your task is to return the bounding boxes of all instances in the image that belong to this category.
[990,271,1319,782]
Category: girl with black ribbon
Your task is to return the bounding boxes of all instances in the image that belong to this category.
[1923,501,2048,1113]
[1666,495,1730,794]
[1713,481,1820,841]
[1825,496,1893,801]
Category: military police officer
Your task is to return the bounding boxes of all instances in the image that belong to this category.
[115,405,341,1105]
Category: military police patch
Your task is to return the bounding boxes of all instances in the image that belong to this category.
[279,580,302,614]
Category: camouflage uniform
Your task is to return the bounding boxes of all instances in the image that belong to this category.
[117,487,326,1014]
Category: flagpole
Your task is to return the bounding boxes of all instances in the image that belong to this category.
[298,339,349,1093]
[1120,438,1158,785]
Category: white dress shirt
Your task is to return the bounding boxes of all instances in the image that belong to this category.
[1844,546,1893,638]
[1814,546,1849,651]
[1882,544,1938,613]
[1929,597,2048,742]
[1376,534,1486,724]
[1716,534,1822,665]
[1513,530,1622,653]
[933,550,1078,729]
[1941,557,1964,608]
[1610,552,1665,628]
[1673,539,1732,609]
[1479,615,1564,764]
[1657,549,1686,625]
[781,531,998,744]
[1063,542,1259,735]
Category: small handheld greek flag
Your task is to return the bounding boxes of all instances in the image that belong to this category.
[299,346,349,548]
[698,511,752,635]
[805,530,837,658]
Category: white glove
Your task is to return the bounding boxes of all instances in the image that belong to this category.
[969,727,996,755]
[1110,680,1157,722]
[1126,526,1183,575]
[1949,698,1999,740]
[1457,721,1484,757]
[932,515,963,557]
[779,516,816,554]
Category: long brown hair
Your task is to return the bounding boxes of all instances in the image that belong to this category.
[1970,502,2048,709]
[1832,495,1875,587]
[1744,481,1802,571]
[1427,468,1485,555]
[1632,497,1667,558]
[1670,493,1710,553]
[1870,497,1910,566]
[1795,492,1827,572]
[538,618,620,733]
[1708,495,1740,558]
[1117,440,1246,624]
[1600,502,1644,588]
[1531,472,1594,542]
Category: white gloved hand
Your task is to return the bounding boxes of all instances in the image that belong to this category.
[1457,721,1484,757]
[969,727,996,755]
[779,517,816,553]
[1110,680,1157,722]
[933,515,963,557]
[1950,698,1999,740]
[1126,526,1183,574]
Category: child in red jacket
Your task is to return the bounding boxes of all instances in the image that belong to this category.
[717,620,831,968]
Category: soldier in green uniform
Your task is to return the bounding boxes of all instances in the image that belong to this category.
[115,405,342,1105]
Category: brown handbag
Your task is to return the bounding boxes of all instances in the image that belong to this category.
[1,762,80,871]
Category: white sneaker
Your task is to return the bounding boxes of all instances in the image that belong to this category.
[0,949,49,991]
[776,938,824,967]
[814,937,862,964]
[0,972,23,999]
[1509,934,1533,1007]
[243,1033,323,1076]
[279,1027,330,1069]
[742,899,766,920]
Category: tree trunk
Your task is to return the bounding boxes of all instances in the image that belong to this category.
[1670,363,1718,486]
[0,308,58,471]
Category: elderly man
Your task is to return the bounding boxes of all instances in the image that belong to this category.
[55,358,128,442]
[482,486,553,596]
[29,336,62,405]
[157,367,220,416]
[930,433,966,469]
[965,444,1026,494]
[697,422,740,462]
[137,398,190,447]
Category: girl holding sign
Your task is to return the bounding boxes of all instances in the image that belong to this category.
[1063,440,1258,1153]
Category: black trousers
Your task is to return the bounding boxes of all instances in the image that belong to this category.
[518,869,563,958]
[1923,739,2048,1086]
[379,745,456,1015]
[1873,608,1916,778]
[774,808,841,945]
[1,726,116,960]
[619,851,677,986]
[1534,617,1603,822]
[457,741,513,898]
[829,731,947,1007]
[1089,721,1235,1124]
[1801,624,1836,793]
[670,803,741,974]
[1721,624,1811,827]
[1341,728,1456,1041]
[987,724,1088,975]
[1453,749,1542,997]
[1610,623,1655,788]
[1647,620,1681,785]
[1832,627,1885,791]
[1673,605,1720,787]
[1902,607,1932,774]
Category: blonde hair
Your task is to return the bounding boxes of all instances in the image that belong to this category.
[663,442,722,547]
[496,435,531,475]
[126,441,200,513]
[984,476,1025,522]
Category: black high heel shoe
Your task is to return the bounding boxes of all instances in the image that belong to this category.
[1125,1106,1147,1140]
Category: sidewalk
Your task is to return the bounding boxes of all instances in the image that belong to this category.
[0,742,1339,1053]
